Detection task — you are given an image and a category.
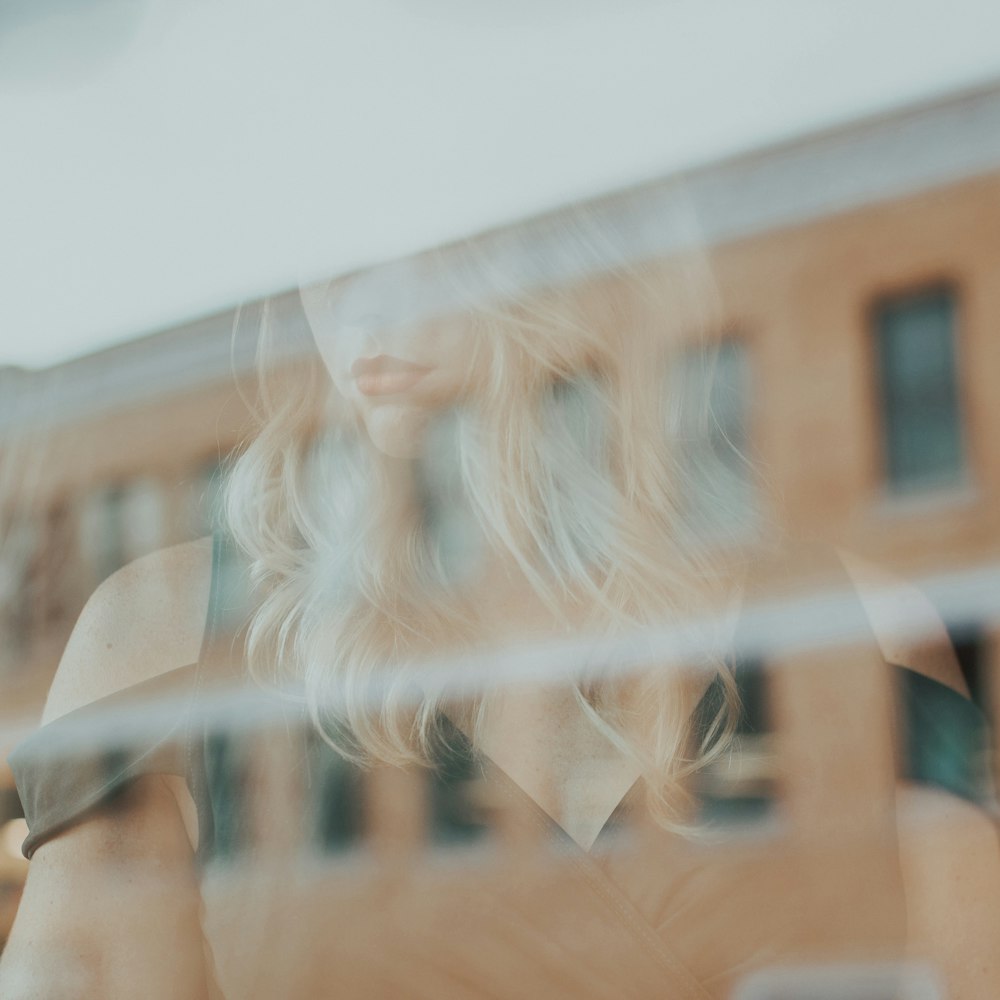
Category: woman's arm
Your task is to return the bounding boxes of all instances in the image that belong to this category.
[896,787,1000,999]
[0,775,212,999]
[841,550,1000,998]
[0,540,216,1000]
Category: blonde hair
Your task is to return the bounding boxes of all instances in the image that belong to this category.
[224,197,748,831]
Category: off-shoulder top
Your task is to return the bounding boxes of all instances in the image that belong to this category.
[9,532,993,864]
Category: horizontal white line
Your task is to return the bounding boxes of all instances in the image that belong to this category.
[4,558,998,756]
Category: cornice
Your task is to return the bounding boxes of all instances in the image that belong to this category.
[4,79,1000,431]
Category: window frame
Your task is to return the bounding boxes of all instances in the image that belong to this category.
[867,281,972,504]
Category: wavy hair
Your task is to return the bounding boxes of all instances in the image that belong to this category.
[223,197,750,831]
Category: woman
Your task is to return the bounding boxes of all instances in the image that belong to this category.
[2,199,998,999]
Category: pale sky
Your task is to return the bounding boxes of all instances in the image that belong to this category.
[2,0,1000,369]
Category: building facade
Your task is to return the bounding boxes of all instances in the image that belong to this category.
[2,81,1000,951]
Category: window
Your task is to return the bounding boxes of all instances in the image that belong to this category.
[874,288,965,494]
[78,478,165,584]
[195,460,250,631]
[204,730,250,861]
[308,734,364,854]
[78,485,126,584]
[427,723,490,847]
[695,658,775,826]
[0,517,38,666]
[675,338,755,542]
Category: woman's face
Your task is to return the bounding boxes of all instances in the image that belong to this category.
[300,268,486,458]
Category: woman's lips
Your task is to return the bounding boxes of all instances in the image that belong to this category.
[350,354,433,397]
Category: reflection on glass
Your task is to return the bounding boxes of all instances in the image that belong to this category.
[2,115,1000,999]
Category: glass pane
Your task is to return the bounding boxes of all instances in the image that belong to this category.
[675,339,756,542]
[876,290,965,491]
[2,39,999,1000]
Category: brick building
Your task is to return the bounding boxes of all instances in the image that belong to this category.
[2,80,1000,951]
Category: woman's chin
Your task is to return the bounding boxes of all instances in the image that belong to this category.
[363,403,432,459]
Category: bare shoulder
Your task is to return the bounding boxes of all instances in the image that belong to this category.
[42,536,215,724]
[837,549,968,696]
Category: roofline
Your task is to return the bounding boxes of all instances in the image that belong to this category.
[5,77,1000,431]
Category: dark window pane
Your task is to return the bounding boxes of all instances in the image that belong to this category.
[675,339,755,540]
[875,290,964,492]
[309,737,364,854]
[428,722,489,846]
[693,659,776,825]
[205,731,248,861]
[198,461,251,630]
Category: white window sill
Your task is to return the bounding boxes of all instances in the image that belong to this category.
[869,480,980,520]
